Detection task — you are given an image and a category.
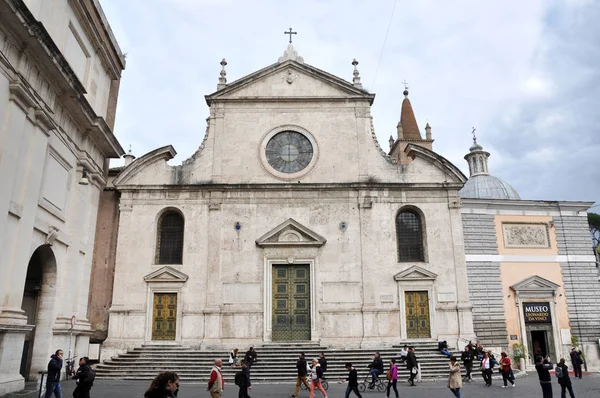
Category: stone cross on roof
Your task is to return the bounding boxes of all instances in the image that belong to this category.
[284,27,297,43]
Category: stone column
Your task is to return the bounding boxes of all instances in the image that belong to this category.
[202,191,223,346]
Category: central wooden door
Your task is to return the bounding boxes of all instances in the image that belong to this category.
[152,293,177,340]
[405,291,431,338]
[272,265,311,341]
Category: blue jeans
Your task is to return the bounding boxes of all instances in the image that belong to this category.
[441,349,451,357]
[44,382,62,398]
[370,369,380,383]
[450,388,461,398]
[345,385,362,398]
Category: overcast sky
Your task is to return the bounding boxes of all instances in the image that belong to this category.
[100,0,599,208]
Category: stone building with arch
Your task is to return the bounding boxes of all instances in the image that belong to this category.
[95,45,477,360]
[0,0,125,394]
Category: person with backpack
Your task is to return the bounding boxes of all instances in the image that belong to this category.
[72,356,94,398]
[556,358,575,398]
[385,359,398,398]
[235,360,251,398]
[291,352,310,398]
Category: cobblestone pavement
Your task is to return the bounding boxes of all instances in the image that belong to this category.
[53,373,599,398]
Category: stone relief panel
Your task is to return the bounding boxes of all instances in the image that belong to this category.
[502,223,550,248]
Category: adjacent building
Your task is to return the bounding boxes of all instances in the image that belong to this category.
[460,138,599,369]
[0,0,125,393]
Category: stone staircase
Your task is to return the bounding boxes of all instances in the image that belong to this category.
[96,341,461,382]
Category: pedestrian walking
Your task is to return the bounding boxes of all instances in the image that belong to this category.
[308,358,327,398]
[499,352,515,388]
[535,355,553,398]
[344,363,363,398]
[385,359,398,398]
[407,346,418,386]
[291,352,310,397]
[72,357,94,398]
[447,356,462,398]
[460,346,473,382]
[207,358,224,398]
[237,360,251,398]
[556,358,575,398]
[480,351,493,387]
[144,371,179,398]
[569,348,583,379]
[44,349,64,398]
[318,352,328,378]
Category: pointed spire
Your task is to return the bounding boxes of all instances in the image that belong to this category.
[425,123,432,140]
[398,83,422,140]
[352,59,362,89]
[123,144,136,166]
[217,59,227,90]
[389,135,395,149]
[464,127,490,177]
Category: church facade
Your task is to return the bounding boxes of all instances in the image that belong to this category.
[99,46,477,360]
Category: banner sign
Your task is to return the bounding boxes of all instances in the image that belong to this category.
[523,302,552,324]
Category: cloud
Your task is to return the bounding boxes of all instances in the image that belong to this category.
[99,0,599,207]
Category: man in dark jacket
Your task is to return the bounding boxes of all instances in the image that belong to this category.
[556,358,575,398]
[367,352,384,388]
[244,347,257,368]
[406,346,418,387]
[344,363,363,398]
[44,349,64,398]
[461,346,473,382]
[291,352,310,397]
[318,353,328,376]
[72,357,93,398]
[238,360,251,398]
[535,355,554,398]
[569,348,583,379]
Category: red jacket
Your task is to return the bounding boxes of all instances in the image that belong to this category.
[208,368,224,389]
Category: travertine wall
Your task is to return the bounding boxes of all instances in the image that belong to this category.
[0,0,124,392]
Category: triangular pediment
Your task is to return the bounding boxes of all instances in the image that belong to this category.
[394,265,438,282]
[144,266,189,283]
[256,218,326,248]
[511,275,560,293]
[205,60,374,105]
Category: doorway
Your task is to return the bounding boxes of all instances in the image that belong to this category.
[530,330,549,358]
[152,293,177,341]
[20,245,57,380]
[405,291,431,338]
[272,265,311,341]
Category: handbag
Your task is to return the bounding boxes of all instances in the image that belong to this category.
[411,367,418,375]
[386,370,391,381]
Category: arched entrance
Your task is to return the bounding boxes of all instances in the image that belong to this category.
[20,245,57,380]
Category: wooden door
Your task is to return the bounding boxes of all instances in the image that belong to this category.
[405,291,431,338]
[152,293,177,340]
[272,265,311,341]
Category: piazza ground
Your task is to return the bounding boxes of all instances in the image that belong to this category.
[25,373,598,398]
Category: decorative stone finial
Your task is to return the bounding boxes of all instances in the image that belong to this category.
[389,135,395,148]
[352,59,362,89]
[425,123,432,140]
[217,58,227,90]
[278,44,304,63]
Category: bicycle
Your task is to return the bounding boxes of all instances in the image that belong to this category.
[300,377,329,391]
[358,373,386,393]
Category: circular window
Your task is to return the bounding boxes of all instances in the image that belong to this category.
[265,131,313,174]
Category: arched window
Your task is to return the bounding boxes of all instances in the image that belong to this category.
[396,209,425,262]
[156,211,184,264]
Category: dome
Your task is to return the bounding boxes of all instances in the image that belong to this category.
[460,174,520,200]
